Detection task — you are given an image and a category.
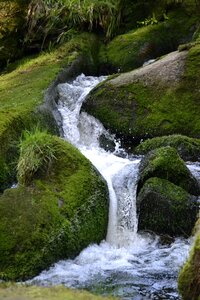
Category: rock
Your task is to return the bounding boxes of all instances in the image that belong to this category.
[83,43,200,144]
[135,134,200,161]
[0,131,109,281]
[137,146,200,196]
[137,177,198,236]
[178,228,200,299]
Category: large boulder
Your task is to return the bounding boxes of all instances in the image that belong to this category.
[178,228,200,299]
[137,146,200,196]
[0,131,109,281]
[135,134,200,161]
[137,177,198,236]
[83,43,200,144]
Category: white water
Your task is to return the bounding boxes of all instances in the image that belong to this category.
[31,74,199,299]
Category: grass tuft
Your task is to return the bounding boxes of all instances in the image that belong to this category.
[17,128,57,185]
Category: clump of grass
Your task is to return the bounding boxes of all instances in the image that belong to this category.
[25,0,122,48]
[17,128,57,185]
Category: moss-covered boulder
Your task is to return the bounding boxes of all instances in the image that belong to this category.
[135,134,200,161]
[0,283,115,300]
[83,43,200,146]
[137,177,198,236]
[101,9,197,73]
[137,146,200,196]
[0,130,109,281]
[0,33,101,192]
[178,229,200,299]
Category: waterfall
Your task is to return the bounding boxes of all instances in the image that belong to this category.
[57,73,140,247]
[31,74,196,300]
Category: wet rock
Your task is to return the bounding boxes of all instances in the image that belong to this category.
[135,134,200,161]
[137,177,199,236]
[0,131,109,281]
[137,146,200,196]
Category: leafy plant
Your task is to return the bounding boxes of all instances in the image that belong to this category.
[24,0,122,50]
[17,128,57,185]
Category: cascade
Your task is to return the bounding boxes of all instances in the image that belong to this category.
[31,74,199,300]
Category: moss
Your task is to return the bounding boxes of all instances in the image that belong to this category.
[0,33,101,192]
[0,132,109,281]
[84,42,200,144]
[137,177,198,236]
[137,146,200,196]
[135,134,200,161]
[103,9,197,72]
[0,283,115,300]
[178,231,200,299]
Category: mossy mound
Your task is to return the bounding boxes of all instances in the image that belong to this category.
[137,146,200,196]
[102,9,197,72]
[137,177,198,236]
[135,134,200,161]
[0,131,109,281]
[83,43,200,145]
[0,283,115,300]
[178,229,200,299]
[0,33,101,192]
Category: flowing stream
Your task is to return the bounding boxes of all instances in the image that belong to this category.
[31,74,200,299]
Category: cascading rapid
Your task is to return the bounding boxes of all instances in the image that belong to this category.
[30,74,197,300]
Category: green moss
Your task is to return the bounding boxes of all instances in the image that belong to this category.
[84,42,200,143]
[0,33,101,192]
[0,283,115,300]
[178,231,200,299]
[0,132,109,280]
[135,134,200,161]
[104,9,197,72]
[137,177,198,236]
[137,146,200,196]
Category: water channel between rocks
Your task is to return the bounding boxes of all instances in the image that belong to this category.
[30,74,200,300]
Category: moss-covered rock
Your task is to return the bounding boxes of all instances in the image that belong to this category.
[0,131,109,281]
[101,9,197,73]
[0,283,115,300]
[178,228,200,299]
[0,33,102,192]
[135,134,200,161]
[83,43,200,145]
[137,146,200,196]
[137,177,198,236]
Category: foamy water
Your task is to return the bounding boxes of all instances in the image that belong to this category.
[30,74,197,299]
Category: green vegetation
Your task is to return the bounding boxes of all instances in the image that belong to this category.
[1,0,199,68]
[0,1,29,67]
[103,9,198,72]
[0,283,115,300]
[0,131,109,280]
[137,146,200,195]
[135,134,200,161]
[137,177,198,236]
[17,128,57,185]
[0,32,99,192]
[178,230,200,299]
[83,43,200,142]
